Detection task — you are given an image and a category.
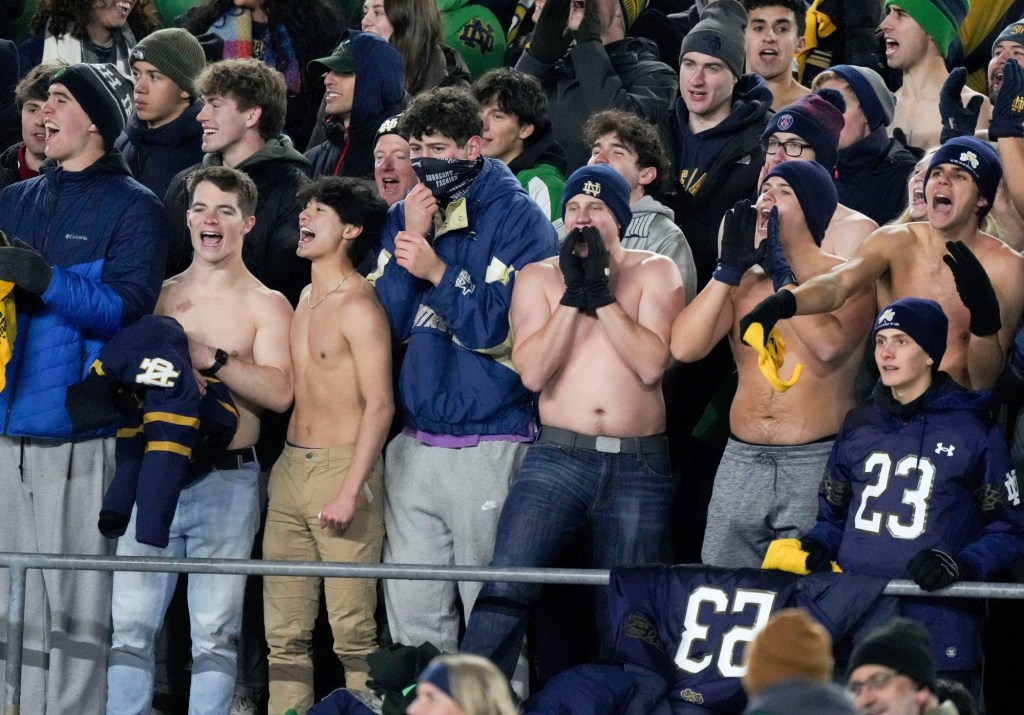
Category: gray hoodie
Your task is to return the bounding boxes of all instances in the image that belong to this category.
[624,194,698,302]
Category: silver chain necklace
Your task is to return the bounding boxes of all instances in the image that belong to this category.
[307,268,357,309]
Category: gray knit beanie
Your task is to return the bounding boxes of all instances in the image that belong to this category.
[678,0,747,78]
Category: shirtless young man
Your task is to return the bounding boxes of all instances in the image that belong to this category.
[758,90,878,258]
[671,160,874,569]
[262,177,392,713]
[743,0,810,110]
[460,164,684,679]
[107,166,294,714]
[742,136,1024,392]
[881,0,990,151]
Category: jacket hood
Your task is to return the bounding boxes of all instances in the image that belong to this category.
[464,157,524,210]
[124,100,203,148]
[675,73,773,139]
[508,123,568,176]
[205,135,311,172]
[630,193,675,221]
[872,371,992,419]
[345,30,406,129]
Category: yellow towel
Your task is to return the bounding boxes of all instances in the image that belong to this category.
[797,0,836,82]
[0,280,15,394]
[742,321,803,392]
[761,538,842,574]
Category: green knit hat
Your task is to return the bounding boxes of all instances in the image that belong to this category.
[884,0,970,57]
[130,28,206,99]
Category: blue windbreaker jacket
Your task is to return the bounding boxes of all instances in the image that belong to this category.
[369,157,558,436]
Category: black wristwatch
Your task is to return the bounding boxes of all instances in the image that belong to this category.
[209,348,229,375]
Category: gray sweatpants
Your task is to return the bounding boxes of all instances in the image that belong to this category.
[382,432,526,653]
[0,436,116,715]
[701,437,832,569]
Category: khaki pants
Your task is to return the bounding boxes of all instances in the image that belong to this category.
[263,444,384,714]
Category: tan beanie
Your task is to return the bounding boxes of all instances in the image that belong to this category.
[742,608,834,697]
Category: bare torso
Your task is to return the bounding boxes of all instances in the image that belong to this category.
[288,277,387,448]
[876,223,1022,387]
[891,85,991,151]
[157,274,276,449]
[769,78,812,112]
[820,204,878,259]
[991,181,1024,251]
[526,252,675,437]
[729,263,873,444]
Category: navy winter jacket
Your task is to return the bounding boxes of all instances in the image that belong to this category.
[368,158,558,436]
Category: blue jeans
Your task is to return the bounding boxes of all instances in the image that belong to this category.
[460,440,673,679]
[106,464,260,715]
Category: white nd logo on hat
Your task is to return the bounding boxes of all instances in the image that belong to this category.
[582,181,602,197]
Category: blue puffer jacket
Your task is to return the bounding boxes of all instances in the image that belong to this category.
[0,151,168,439]
[369,158,558,436]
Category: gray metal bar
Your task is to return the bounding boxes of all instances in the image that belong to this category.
[2,552,1024,598]
[3,553,1023,714]
[4,564,25,715]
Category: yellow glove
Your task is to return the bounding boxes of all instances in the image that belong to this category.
[762,538,842,574]
[0,280,15,394]
[742,322,803,392]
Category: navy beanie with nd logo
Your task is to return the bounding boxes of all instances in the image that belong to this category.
[562,164,632,238]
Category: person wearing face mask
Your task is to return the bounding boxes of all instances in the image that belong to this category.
[367,87,557,658]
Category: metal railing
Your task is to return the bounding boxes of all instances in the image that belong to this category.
[3,552,1024,713]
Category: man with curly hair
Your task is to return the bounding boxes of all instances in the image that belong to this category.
[367,87,557,655]
[18,0,160,76]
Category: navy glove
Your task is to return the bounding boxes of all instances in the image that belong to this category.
[799,536,832,573]
[713,199,759,286]
[528,0,572,64]
[943,240,1001,336]
[559,229,588,310]
[739,290,797,347]
[581,226,614,310]
[759,207,797,291]
[575,0,602,44]
[939,67,984,144]
[0,239,52,295]
[990,58,1024,140]
[907,548,972,591]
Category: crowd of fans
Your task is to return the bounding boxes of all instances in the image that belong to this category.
[3,0,1024,714]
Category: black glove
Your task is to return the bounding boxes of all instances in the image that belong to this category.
[907,548,972,591]
[943,240,1001,336]
[575,0,602,44]
[713,199,758,286]
[759,207,797,292]
[799,536,832,573]
[990,58,1024,140]
[939,67,984,144]
[581,226,614,310]
[0,239,52,295]
[739,290,797,346]
[559,229,587,310]
[528,0,572,64]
